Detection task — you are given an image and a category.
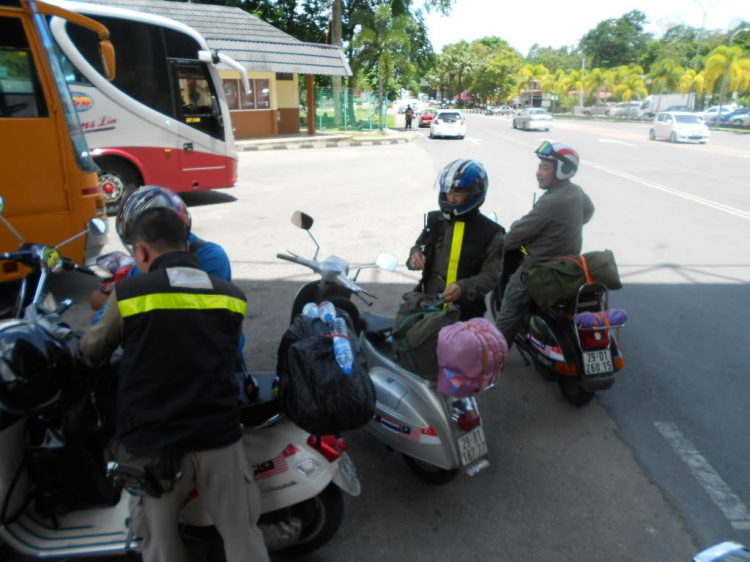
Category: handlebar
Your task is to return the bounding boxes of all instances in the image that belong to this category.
[276,253,297,263]
[62,258,97,276]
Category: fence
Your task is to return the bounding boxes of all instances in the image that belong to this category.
[299,87,396,132]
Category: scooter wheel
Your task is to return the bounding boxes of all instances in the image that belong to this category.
[402,454,459,485]
[267,483,344,557]
[558,377,595,407]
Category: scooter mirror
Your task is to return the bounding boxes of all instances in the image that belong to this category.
[291,211,314,231]
[88,217,108,235]
[376,253,398,271]
[0,196,5,214]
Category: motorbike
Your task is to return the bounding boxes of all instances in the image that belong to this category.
[276,211,491,485]
[490,247,626,407]
[0,197,359,559]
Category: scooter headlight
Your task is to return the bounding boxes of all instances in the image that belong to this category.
[294,459,322,478]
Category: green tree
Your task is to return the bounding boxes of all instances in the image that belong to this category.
[612,74,648,113]
[449,41,478,105]
[352,3,411,130]
[679,68,707,110]
[578,10,652,68]
[470,44,523,103]
[517,63,549,103]
[648,59,684,111]
[703,45,750,104]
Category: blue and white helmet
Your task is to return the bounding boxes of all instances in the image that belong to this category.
[435,159,489,219]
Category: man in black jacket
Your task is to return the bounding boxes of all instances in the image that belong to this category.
[79,207,269,562]
[407,159,504,321]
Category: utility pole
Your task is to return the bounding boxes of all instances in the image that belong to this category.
[332,0,343,128]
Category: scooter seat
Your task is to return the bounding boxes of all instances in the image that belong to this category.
[240,372,282,428]
[360,312,394,335]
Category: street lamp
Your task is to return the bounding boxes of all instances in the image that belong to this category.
[716,27,750,124]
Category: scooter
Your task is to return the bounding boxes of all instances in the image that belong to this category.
[490,248,626,407]
[277,211,491,485]
[0,197,359,559]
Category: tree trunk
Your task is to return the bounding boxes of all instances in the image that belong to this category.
[378,69,384,131]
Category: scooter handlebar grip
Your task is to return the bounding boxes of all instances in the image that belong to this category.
[276,253,297,262]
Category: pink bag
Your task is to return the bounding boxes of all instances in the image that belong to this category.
[436,318,508,397]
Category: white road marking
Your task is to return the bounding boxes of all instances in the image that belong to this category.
[598,139,637,147]
[655,422,750,530]
[467,138,481,145]
[586,161,750,221]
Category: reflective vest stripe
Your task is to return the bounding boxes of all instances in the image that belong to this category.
[445,220,465,294]
[118,293,247,318]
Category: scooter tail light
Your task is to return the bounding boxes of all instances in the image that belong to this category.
[457,410,480,432]
[578,328,610,350]
[307,434,346,462]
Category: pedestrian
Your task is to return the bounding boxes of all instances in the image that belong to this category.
[407,159,504,321]
[78,207,269,562]
[405,105,414,130]
[496,141,595,346]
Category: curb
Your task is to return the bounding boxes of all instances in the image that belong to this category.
[237,134,417,151]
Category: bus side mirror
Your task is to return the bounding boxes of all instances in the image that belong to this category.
[0,196,5,215]
[99,40,116,81]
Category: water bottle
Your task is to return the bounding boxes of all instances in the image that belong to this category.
[318,301,336,323]
[331,316,354,375]
[302,302,319,319]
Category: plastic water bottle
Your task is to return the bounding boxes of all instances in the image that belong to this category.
[302,302,319,319]
[331,317,354,375]
[317,301,336,323]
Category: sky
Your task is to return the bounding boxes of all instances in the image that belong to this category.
[423,0,750,58]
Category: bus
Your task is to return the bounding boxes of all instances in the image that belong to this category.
[46,0,251,212]
[0,0,112,283]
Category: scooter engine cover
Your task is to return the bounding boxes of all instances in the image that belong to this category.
[0,320,74,415]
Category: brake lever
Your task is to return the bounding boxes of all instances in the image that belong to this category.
[355,292,374,307]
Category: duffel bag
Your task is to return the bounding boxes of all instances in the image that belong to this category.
[525,249,622,310]
[392,292,460,381]
[276,309,375,436]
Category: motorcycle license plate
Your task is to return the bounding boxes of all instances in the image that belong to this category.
[583,349,613,375]
[338,453,360,492]
[457,427,487,466]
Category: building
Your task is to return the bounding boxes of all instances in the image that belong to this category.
[76,0,352,139]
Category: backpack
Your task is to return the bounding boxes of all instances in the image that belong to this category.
[436,318,508,398]
[276,309,375,436]
[392,292,461,381]
[525,250,622,310]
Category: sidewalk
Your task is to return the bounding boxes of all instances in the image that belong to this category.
[235,114,418,151]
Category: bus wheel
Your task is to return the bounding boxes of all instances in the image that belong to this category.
[97,158,139,213]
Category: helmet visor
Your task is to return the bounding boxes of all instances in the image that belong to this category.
[434,160,476,193]
[535,140,556,158]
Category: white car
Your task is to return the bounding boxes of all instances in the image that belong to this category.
[700,105,735,123]
[512,108,552,131]
[429,110,466,139]
[609,101,641,118]
[649,111,710,144]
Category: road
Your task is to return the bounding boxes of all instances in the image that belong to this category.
[12,116,749,561]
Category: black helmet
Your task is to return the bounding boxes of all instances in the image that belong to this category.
[0,321,74,416]
[116,186,191,248]
[435,159,489,220]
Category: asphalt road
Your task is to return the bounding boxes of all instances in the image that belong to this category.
[9,115,749,561]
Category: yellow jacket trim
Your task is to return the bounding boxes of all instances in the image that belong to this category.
[118,292,247,318]
[444,221,465,309]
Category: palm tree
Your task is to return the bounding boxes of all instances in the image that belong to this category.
[450,41,477,107]
[517,64,549,107]
[679,68,707,110]
[703,45,750,111]
[352,3,411,131]
[613,74,648,115]
[584,67,609,104]
[648,59,685,113]
[561,68,588,107]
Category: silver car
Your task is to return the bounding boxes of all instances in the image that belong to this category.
[512,108,552,131]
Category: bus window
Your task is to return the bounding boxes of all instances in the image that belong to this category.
[1,17,48,118]
[172,61,224,141]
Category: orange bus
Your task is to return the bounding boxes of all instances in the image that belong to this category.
[0,0,114,282]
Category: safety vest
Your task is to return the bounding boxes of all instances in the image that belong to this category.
[114,251,246,455]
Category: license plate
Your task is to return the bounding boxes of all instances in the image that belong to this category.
[583,349,613,375]
[337,453,360,493]
[457,427,487,466]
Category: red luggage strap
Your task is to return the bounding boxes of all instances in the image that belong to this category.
[559,254,595,286]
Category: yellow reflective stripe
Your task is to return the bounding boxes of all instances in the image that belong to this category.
[118,293,246,318]
[444,221,465,309]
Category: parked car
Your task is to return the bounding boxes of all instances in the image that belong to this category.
[512,108,552,131]
[663,105,694,113]
[700,105,735,123]
[419,108,438,127]
[649,111,710,144]
[609,101,641,118]
[721,108,750,125]
[429,110,466,139]
[582,103,614,116]
[488,105,513,115]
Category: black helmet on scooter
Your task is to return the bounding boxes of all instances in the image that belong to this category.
[435,159,489,220]
[0,320,74,416]
[116,186,191,248]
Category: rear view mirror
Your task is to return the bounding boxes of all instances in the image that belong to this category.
[291,211,314,230]
[0,196,5,215]
[99,40,116,81]
[88,217,108,235]
[375,253,398,271]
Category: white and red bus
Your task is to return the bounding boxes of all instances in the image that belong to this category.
[46,0,250,211]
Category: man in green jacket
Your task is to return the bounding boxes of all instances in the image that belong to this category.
[496,141,595,345]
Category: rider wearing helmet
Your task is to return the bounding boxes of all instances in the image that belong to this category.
[496,141,595,345]
[407,159,504,321]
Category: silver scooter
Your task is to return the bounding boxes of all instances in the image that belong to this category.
[277,211,491,485]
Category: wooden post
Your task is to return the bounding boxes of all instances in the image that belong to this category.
[306,74,316,136]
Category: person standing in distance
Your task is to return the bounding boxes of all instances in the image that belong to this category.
[78,207,269,562]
